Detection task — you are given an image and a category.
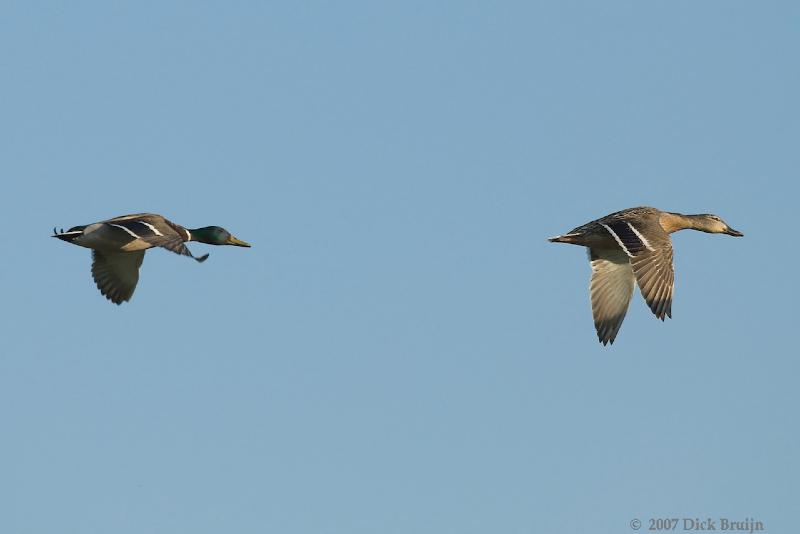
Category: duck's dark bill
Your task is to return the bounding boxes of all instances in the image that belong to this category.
[227,235,251,247]
[725,228,744,237]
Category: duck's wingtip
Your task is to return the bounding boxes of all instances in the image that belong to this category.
[598,334,614,346]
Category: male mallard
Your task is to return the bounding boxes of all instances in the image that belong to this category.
[54,213,251,304]
[549,206,743,345]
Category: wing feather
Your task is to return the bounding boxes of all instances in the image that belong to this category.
[91,250,145,304]
[589,248,636,345]
[105,217,206,261]
[629,234,674,320]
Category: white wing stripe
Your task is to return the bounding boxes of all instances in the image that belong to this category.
[627,222,655,251]
[109,223,140,239]
[600,223,633,257]
[136,220,164,236]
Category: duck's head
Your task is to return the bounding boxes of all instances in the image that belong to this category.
[690,214,743,237]
[189,226,251,247]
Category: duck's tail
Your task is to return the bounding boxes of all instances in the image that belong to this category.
[52,226,87,243]
[548,233,581,244]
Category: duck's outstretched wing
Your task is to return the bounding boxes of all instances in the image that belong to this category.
[145,234,209,262]
[91,250,145,304]
[630,240,674,320]
[589,248,636,345]
[598,219,675,321]
[101,216,208,262]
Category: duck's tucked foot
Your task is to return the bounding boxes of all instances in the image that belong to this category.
[195,253,210,263]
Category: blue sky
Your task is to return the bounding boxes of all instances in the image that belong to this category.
[1,2,797,533]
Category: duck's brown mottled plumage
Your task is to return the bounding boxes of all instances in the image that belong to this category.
[549,206,743,345]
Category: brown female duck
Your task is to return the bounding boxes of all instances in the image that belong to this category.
[549,207,743,345]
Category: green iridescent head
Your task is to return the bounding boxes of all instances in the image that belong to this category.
[189,226,251,247]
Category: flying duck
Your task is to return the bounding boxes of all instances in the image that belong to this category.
[549,206,742,345]
[54,213,251,304]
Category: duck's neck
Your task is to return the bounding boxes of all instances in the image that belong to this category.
[185,226,213,243]
[659,212,702,233]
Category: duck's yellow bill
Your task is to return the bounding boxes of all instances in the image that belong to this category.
[227,235,251,247]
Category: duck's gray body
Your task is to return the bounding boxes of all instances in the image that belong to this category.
[54,213,250,304]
